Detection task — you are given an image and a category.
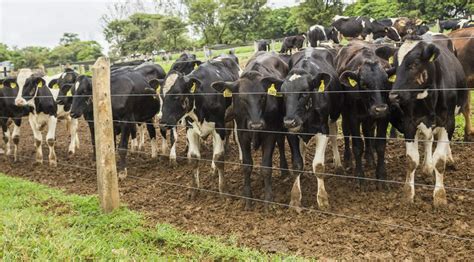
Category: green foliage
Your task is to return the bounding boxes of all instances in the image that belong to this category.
[344,0,400,19]
[290,0,344,31]
[9,46,50,69]
[59,32,80,46]
[0,43,11,61]
[0,174,298,260]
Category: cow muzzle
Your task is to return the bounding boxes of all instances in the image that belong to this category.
[15,97,27,107]
[248,120,265,130]
[283,117,302,132]
[370,104,389,118]
[389,93,400,104]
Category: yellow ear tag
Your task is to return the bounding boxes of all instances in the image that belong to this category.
[53,83,59,89]
[388,56,394,65]
[156,85,161,95]
[429,54,435,62]
[223,88,232,98]
[318,81,325,93]
[388,74,396,83]
[66,90,73,97]
[11,83,17,88]
[348,78,357,88]
[267,84,282,97]
[190,82,196,93]
[37,81,43,88]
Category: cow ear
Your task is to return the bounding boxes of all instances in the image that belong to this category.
[339,71,359,88]
[185,77,202,93]
[375,45,397,63]
[36,78,46,88]
[422,44,440,63]
[211,81,238,97]
[48,79,59,89]
[261,77,284,92]
[386,67,397,83]
[192,60,202,69]
[2,78,16,88]
[149,78,165,91]
[309,73,331,92]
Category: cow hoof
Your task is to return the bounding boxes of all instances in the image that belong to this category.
[376,181,389,191]
[289,201,302,214]
[68,150,75,156]
[433,188,447,208]
[422,165,434,176]
[334,166,345,175]
[244,200,253,211]
[446,161,457,171]
[49,160,57,168]
[169,159,178,168]
[402,184,414,204]
[317,194,330,210]
[34,160,43,166]
[189,189,198,200]
[118,169,128,180]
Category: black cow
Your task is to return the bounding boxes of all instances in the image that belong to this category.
[332,16,401,42]
[272,48,343,210]
[0,77,29,161]
[280,34,306,54]
[159,57,240,199]
[257,40,271,51]
[336,41,394,189]
[15,72,59,166]
[438,19,473,33]
[71,64,164,178]
[307,25,340,47]
[388,36,468,207]
[211,52,290,209]
[169,53,201,75]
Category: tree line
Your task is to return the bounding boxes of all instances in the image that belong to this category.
[0,0,472,69]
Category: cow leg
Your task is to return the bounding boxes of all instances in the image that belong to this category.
[12,120,21,162]
[261,134,277,209]
[130,124,138,153]
[277,134,289,177]
[342,114,352,170]
[87,120,96,159]
[403,137,419,204]
[329,119,343,173]
[187,127,201,200]
[160,128,169,159]
[239,131,253,210]
[29,114,43,164]
[375,119,388,190]
[68,117,79,155]
[2,121,11,156]
[212,129,226,195]
[420,124,434,175]
[118,123,132,180]
[432,127,449,207]
[313,133,330,209]
[46,115,58,167]
[362,120,375,168]
[234,120,243,162]
[350,120,365,188]
[138,123,146,151]
[463,91,473,140]
[288,135,304,212]
[145,120,157,158]
[169,127,178,166]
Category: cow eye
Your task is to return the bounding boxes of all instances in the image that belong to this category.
[29,88,35,96]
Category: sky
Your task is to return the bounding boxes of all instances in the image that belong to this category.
[0,0,299,54]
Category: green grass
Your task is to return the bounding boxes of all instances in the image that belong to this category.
[0,174,301,260]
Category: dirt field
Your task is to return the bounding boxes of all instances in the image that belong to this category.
[1,118,473,259]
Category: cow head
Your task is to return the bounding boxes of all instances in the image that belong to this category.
[159,72,199,128]
[1,78,20,98]
[277,70,332,132]
[70,75,92,119]
[340,58,390,119]
[55,69,78,109]
[385,27,401,42]
[389,41,439,105]
[327,26,341,44]
[15,75,45,108]
[212,71,281,130]
[170,58,201,75]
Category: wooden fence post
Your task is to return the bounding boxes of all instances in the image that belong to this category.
[92,57,120,213]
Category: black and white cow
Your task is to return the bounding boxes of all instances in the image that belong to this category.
[336,41,394,188]
[307,25,341,47]
[257,40,271,52]
[15,71,58,166]
[438,19,473,33]
[0,77,29,160]
[388,36,468,207]
[159,57,240,198]
[273,48,343,210]
[332,16,400,42]
[280,34,306,54]
[211,52,290,209]
[70,64,165,178]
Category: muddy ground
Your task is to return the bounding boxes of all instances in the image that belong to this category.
[1,118,473,259]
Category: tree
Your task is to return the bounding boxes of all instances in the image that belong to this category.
[256,7,299,40]
[186,0,223,44]
[290,0,344,31]
[0,43,11,61]
[59,33,80,46]
[10,46,50,69]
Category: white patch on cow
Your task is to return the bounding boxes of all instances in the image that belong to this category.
[332,15,348,22]
[391,27,401,40]
[47,115,57,166]
[398,41,421,66]
[458,19,469,28]
[234,120,243,162]
[361,20,366,28]
[161,132,169,155]
[416,89,428,100]
[312,133,328,174]
[390,18,397,24]
[212,130,226,193]
[299,138,306,166]
[432,127,449,204]
[163,73,179,97]
[3,128,11,156]
[200,120,215,138]
[73,81,80,92]
[170,127,178,161]
[289,74,302,82]
[365,33,374,42]
[455,105,461,115]
[12,123,20,161]
[417,122,434,175]
[150,137,158,158]
[68,117,79,154]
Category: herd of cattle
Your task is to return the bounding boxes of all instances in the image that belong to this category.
[1,16,473,211]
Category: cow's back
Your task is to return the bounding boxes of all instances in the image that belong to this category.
[449,28,474,88]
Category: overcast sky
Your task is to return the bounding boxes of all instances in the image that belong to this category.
[0,0,297,53]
